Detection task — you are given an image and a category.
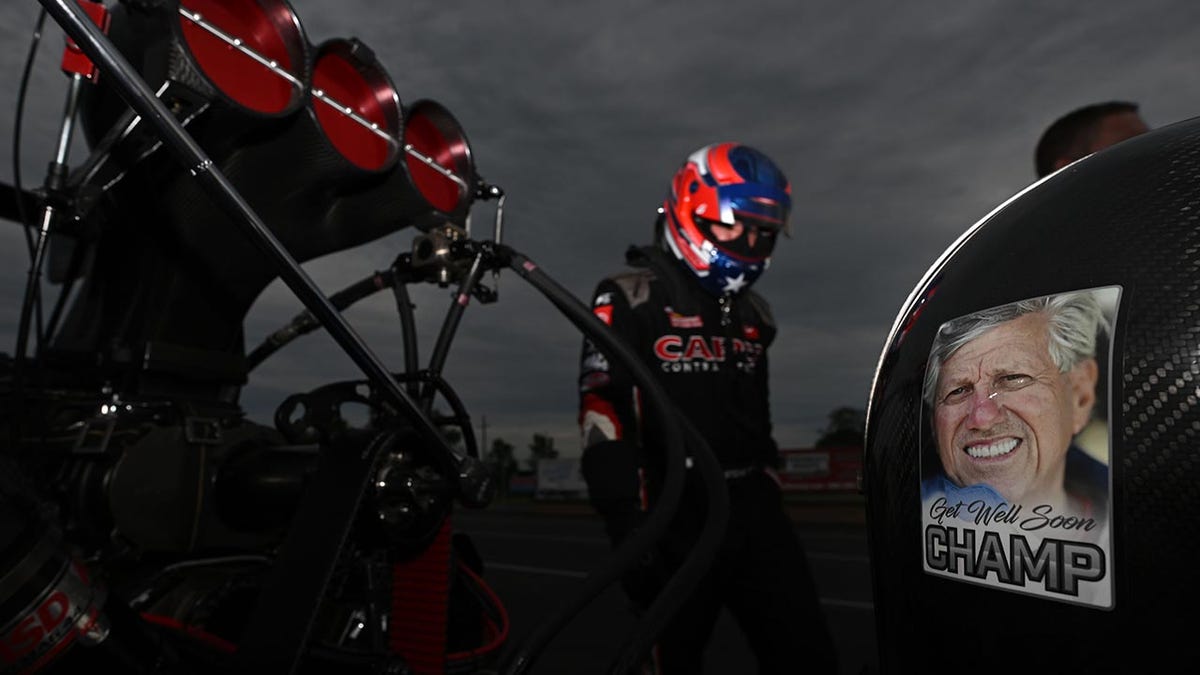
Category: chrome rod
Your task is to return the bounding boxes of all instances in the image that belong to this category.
[178,7,304,91]
[311,88,400,148]
[402,143,469,191]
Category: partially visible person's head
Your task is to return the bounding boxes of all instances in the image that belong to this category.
[659,142,791,297]
[1034,101,1149,178]
[923,292,1107,505]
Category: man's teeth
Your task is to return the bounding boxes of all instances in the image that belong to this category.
[966,438,1017,459]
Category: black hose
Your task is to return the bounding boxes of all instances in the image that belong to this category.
[608,415,729,673]
[245,271,392,372]
[499,248,726,675]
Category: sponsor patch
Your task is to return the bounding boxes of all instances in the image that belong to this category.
[666,308,703,329]
[743,325,760,340]
[651,334,764,374]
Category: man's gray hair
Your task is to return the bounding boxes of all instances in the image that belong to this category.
[922,291,1109,408]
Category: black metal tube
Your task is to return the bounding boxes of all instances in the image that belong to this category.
[11,205,54,392]
[500,249,703,675]
[392,282,421,396]
[36,0,456,466]
[421,251,487,409]
[13,70,84,387]
[424,375,479,458]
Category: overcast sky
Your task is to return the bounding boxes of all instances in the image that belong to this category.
[2,1,1198,459]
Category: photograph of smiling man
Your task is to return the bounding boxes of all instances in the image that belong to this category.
[919,287,1118,608]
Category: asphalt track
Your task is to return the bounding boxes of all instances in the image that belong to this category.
[453,496,876,674]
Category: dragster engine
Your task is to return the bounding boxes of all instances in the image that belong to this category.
[1,1,503,672]
[47,0,470,403]
[2,1,729,673]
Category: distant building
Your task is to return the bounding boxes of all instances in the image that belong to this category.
[505,449,863,499]
[778,446,862,492]
[534,458,589,500]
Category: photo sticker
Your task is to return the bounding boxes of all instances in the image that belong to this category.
[920,287,1118,608]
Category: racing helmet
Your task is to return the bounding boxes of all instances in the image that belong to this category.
[660,142,791,296]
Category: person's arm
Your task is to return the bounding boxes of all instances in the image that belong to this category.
[577,278,646,545]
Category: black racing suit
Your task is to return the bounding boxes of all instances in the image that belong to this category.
[578,245,838,674]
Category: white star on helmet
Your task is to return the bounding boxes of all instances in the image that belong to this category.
[721,273,748,294]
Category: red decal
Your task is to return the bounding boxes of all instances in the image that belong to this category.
[682,335,716,361]
[0,590,72,664]
[653,336,683,361]
[743,325,760,340]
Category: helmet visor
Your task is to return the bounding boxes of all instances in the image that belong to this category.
[718,182,791,235]
[692,182,791,260]
[693,212,782,261]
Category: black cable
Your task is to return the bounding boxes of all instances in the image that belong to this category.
[499,248,706,675]
[9,7,50,401]
[13,8,48,257]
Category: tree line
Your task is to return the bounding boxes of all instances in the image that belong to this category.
[481,433,558,497]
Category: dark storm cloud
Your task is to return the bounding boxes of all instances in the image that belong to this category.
[2,1,1198,456]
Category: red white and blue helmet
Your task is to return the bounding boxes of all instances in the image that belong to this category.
[661,142,791,296]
